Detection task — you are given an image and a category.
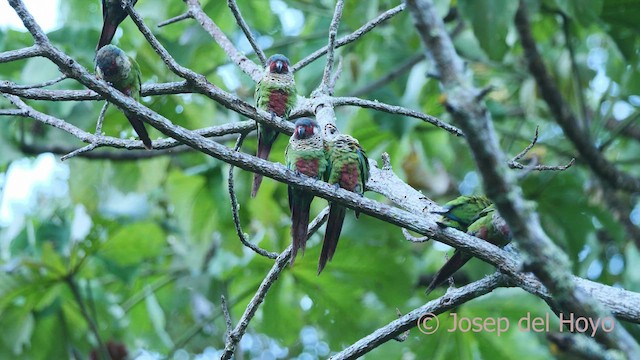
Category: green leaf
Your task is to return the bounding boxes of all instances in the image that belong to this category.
[458,0,519,61]
[100,222,165,267]
[553,0,603,26]
[0,306,34,355]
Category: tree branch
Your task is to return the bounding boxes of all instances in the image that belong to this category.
[0,44,43,62]
[514,1,640,193]
[184,0,262,82]
[227,0,267,66]
[293,4,406,72]
[228,134,279,259]
[507,126,576,171]
[318,0,344,95]
[332,96,463,136]
[220,209,329,359]
[407,0,640,357]
[330,273,508,359]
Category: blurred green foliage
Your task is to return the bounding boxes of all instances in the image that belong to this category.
[1,0,639,359]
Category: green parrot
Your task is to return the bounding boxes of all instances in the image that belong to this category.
[317,124,370,274]
[426,198,510,294]
[95,44,152,149]
[285,118,328,265]
[97,0,139,50]
[252,54,297,198]
[433,195,492,231]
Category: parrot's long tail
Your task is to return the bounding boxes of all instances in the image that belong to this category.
[251,134,276,197]
[318,203,346,275]
[125,113,152,150]
[425,250,472,295]
[290,193,312,265]
[97,23,118,51]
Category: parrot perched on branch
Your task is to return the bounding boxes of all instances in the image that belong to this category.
[285,118,327,265]
[426,196,511,294]
[95,44,152,149]
[252,54,297,197]
[97,0,138,51]
[318,124,370,274]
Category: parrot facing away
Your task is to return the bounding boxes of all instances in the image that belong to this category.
[432,195,492,231]
[318,124,370,274]
[252,54,297,198]
[97,0,139,51]
[95,44,152,149]
[285,118,328,265]
[426,197,510,294]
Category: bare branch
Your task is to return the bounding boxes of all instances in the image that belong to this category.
[507,126,576,171]
[157,12,192,28]
[293,4,406,72]
[332,96,463,136]
[0,80,193,101]
[319,0,345,95]
[330,273,508,359]
[95,102,109,135]
[0,45,43,63]
[515,1,640,193]
[61,143,99,161]
[227,0,267,66]
[221,295,233,343]
[408,0,640,356]
[220,208,329,359]
[12,75,68,89]
[65,276,109,360]
[0,109,26,116]
[184,0,262,81]
[228,134,279,259]
[328,56,343,94]
[3,93,256,151]
[401,228,428,243]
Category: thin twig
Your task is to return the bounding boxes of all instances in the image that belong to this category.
[332,96,463,136]
[293,4,406,72]
[65,276,108,360]
[0,80,194,101]
[61,143,99,161]
[221,295,233,342]
[328,56,343,94]
[330,273,508,359]
[220,245,291,360]
[219,207,329,359]
[393,309,410,342]
[227,0,267,66]
[507,127,575,171]
[0,44,43,63]
[514,0,640,193]
[13,75,68,89]
[401,228,429,243]
[157,12,192,28]
[95,102,109,135]
[228,133,279,259]
[184,0,262,81]
[319,0,344,95]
